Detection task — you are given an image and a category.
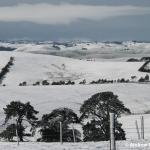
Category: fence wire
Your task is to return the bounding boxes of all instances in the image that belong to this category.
[0,115,149,150]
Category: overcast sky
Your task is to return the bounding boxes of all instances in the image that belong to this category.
[0,0,150,41]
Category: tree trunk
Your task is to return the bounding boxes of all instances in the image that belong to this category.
[17,119,24,142]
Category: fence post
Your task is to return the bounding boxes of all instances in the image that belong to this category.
[135,120,140,139]
[141,116,144,139]
[16,126,19,146]
[60,122,63,144]
[14,119,19,146]
[110,113,116,150]
[72,124,76,142]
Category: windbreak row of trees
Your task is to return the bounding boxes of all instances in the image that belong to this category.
[0,91,131,142]
[17,74,150,87]
[19,80,75,86]
[0,57,14,85]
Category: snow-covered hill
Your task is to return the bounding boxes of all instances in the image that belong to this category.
[0,52,12,70]
[0,46,150,143]
[0,51,147,86]
[0,83,150,115]
[1,41,150,60]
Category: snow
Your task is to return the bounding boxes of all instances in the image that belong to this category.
[0,84,150,141]
[0,84,150,115]
[0,43,150,148]
[1,140,150,150]
[0,51,147,86]
[1,41,150,60]
[0,52,11,70]
[119,114,150,140]
[0,141,116,150]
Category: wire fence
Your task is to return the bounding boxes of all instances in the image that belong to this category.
[0,115,149,150]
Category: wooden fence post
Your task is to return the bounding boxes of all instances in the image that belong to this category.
[72,124,76,142]
[135,120,140,139]
[110,113,116,150]
[141,116,144,139]
[60,122,63,144]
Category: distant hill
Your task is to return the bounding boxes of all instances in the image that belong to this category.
[0,46,15,51]
[0,41,150,60]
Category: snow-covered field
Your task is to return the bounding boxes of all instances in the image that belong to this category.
[0,41,150,149]
[0,84,150,115]
[0,84,150,140]
[1,140,150,150]
[0,51,147,86]
[0,52,11,69]
[0,142,110,150]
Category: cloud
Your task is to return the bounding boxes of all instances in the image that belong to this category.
[0,3,149,25]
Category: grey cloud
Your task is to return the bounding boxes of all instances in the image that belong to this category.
[0,14,149,41]
[0,0,150,6]
[0,4,150,25]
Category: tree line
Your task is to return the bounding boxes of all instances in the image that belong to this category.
[17,74,150,87]
[0,57,14,85]
[0,91,131,142]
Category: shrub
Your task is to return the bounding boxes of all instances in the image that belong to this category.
[42,80,49,85]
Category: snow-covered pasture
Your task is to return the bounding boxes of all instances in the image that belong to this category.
[119,114,150,140]
[0,84,150,140]
[0,142,110,150]
[0,52,147,86]
[0,84,150,116]
[0,140,150,150]
[0,52,11,70]
[0,141,124,150]
[0,50,150,148]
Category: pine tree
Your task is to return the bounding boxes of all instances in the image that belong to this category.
[80,91,131,141]
[3,101,39,141]
[39,108,81,142]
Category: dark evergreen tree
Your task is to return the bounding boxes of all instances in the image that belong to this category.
[79,79,86,85]
[39,108,81,142]
[80,91,131,141]
[33,81,40,86]
[138,77,145,82]
[83,120,105,141]
[42,80,49,85]
[3,101,39,142]
[145,74,149,81]
[0,124,17,141]
[22,81,27,86]
[0,57,14,84]
[65,80,75,85]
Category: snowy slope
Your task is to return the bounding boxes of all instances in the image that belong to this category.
[0,49,150,144]
[0,84,150,115]
[0,52,12,69]
[0,51,148,86]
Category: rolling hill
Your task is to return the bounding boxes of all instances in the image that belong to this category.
[0,51,147,86]
[0,48,150,142]
[1,41,150,60]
